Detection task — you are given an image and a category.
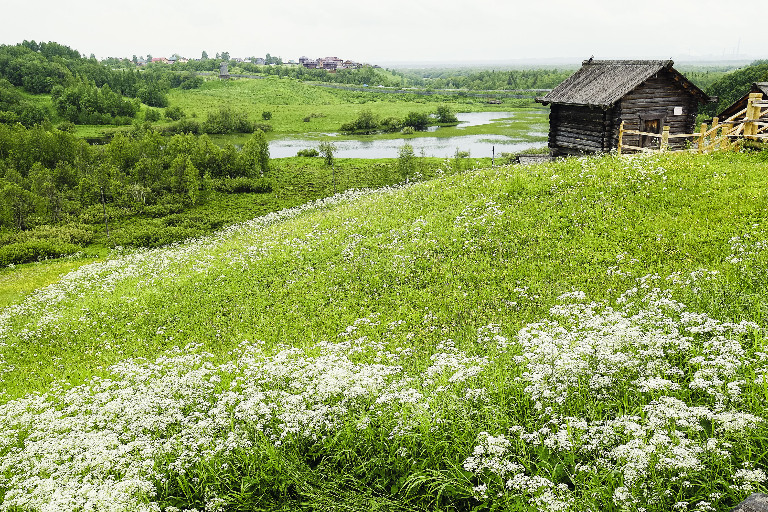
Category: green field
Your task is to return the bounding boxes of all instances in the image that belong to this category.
[164,76,542,140]
[2,150,768,511]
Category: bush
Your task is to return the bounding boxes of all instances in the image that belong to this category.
[164,105,186,121]
[435,105,458,124]
[403,111,430,131]
[201,107,253,134]
[340,110,379,134]
[142,203,185,218]
[216,177,273,194]
[57,121,76,133]
[0,240,81,267]
[297,148,319,157]
[380,117,403,133]
[161,118,201,135]
[262,111,272,120]
[23,224,94,246]
[145,108,161,122]
[252,123,273,133]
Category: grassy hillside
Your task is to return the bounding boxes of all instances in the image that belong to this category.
[2,151,768,511]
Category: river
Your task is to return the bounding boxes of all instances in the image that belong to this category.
[268,111,548,159]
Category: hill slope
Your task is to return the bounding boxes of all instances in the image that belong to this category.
[2,151,768,511]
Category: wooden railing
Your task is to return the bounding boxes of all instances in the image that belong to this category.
[618,92,767,155]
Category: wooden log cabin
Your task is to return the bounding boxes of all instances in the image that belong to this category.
[536,59,714,156]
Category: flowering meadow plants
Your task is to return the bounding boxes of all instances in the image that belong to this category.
[1,151,768,511]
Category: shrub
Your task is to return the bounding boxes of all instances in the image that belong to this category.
[403,111,430,131]
[252,123,273,133]
[142,203,185,218]
[161,118,201,135]
[262,111,272,120]
[57,121,76,133]
[164,106,186,121]
[0,240,81,267]
[397,144,415,182]
[145,108,161,122]
[380,117,403,133]
[201,107,253,134]
[216,177,273,194]
[23,224,94,246]
[297,148,319,157]
[340,110,379,134]
[435,104,458,124]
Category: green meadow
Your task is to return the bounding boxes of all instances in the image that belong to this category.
[164,76,543,141]
[2,150,768,511]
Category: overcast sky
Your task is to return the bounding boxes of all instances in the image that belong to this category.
[2,0,763,66]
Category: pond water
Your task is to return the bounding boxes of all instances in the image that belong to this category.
[269,111,548,159]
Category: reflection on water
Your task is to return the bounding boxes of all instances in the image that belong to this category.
[270,136,544,159]
[455,111,516,128]
[270,111,547,159]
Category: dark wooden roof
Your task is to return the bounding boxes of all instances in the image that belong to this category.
[717,82,768,120]
[536,59,712,108]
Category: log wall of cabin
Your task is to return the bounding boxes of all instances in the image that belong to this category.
[548,104,614,156]
[612,72,699,150]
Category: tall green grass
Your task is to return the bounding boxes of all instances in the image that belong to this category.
[2,151,768,511]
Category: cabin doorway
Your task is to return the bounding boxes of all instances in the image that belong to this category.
[641,118,663,149]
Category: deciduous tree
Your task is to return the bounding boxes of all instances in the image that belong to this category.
[318,141,336,167]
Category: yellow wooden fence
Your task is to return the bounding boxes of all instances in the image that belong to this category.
[618,92,768,155]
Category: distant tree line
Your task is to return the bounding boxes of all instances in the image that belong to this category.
[0,41,203,127]
[391,68,575,90]
[169,58,400,87]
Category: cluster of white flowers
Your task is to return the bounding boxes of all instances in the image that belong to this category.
[0,333,408,510]
[462,431,574,511]
[461,277,767,511]
[726,227,767,265]
[423,339,489,386]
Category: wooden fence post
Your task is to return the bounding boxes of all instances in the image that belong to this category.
[698,122,707,153]
[711,117,719,149]
[721,124,731,150]
[661,126,670,151]
[745,93,762,138]
[618,121,624,155]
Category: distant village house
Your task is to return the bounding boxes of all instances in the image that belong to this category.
[299,55,363,71]
[536,59,714,156]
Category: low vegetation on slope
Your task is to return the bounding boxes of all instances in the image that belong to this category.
[1,151,768,511]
